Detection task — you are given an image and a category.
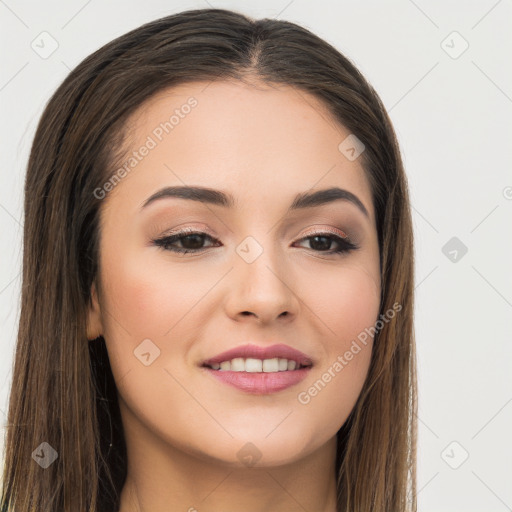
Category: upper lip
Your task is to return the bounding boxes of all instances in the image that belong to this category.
[202,343,314,368]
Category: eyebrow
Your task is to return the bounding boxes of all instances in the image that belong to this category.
[141,185,369,218]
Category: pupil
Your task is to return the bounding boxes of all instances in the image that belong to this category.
[310,235,331,251]
[182,234,204,249]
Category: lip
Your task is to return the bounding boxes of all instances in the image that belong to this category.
[203,366,312,395]
[201,343,314,368]
[200,343,314,395]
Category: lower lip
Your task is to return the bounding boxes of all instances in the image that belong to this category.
[203,367,312,394]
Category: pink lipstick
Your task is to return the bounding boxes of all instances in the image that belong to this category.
[201,343,313,395]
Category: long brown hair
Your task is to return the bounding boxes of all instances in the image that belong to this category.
[1,8,416,511]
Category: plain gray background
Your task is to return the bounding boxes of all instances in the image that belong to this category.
[1,1,511,510]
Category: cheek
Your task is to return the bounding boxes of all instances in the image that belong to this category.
[96,246,192,388]
[97,246,234,398]
[295,263,380,428]
[306,261,381,344]
[99,250,207,338]
[97,252,202,437]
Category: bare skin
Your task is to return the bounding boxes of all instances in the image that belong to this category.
[87,78,381,512]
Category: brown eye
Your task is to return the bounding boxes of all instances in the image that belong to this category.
[152,231,220,254]
[294,232,358,255]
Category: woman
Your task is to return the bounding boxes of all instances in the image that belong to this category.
[1,7,416,512]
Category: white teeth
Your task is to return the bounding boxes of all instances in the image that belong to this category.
[231,357,245,371]
[262,358,279,372]
[245,358,262,372]
[210,357,304,372]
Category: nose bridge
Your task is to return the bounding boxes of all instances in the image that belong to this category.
[227,233,298,320]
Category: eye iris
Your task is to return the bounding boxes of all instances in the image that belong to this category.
[309,235,332,251]
[181,234,205,249]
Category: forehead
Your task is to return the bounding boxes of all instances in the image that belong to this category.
[107,79,374,221]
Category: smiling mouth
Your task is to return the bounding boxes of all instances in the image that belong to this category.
[202,357,313,373]
[201,358,313,394]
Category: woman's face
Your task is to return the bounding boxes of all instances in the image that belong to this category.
[88,79,381,468]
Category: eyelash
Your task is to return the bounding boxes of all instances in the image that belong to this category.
[151,228,359,256]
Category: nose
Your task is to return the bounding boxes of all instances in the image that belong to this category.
[224,239,300,325]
